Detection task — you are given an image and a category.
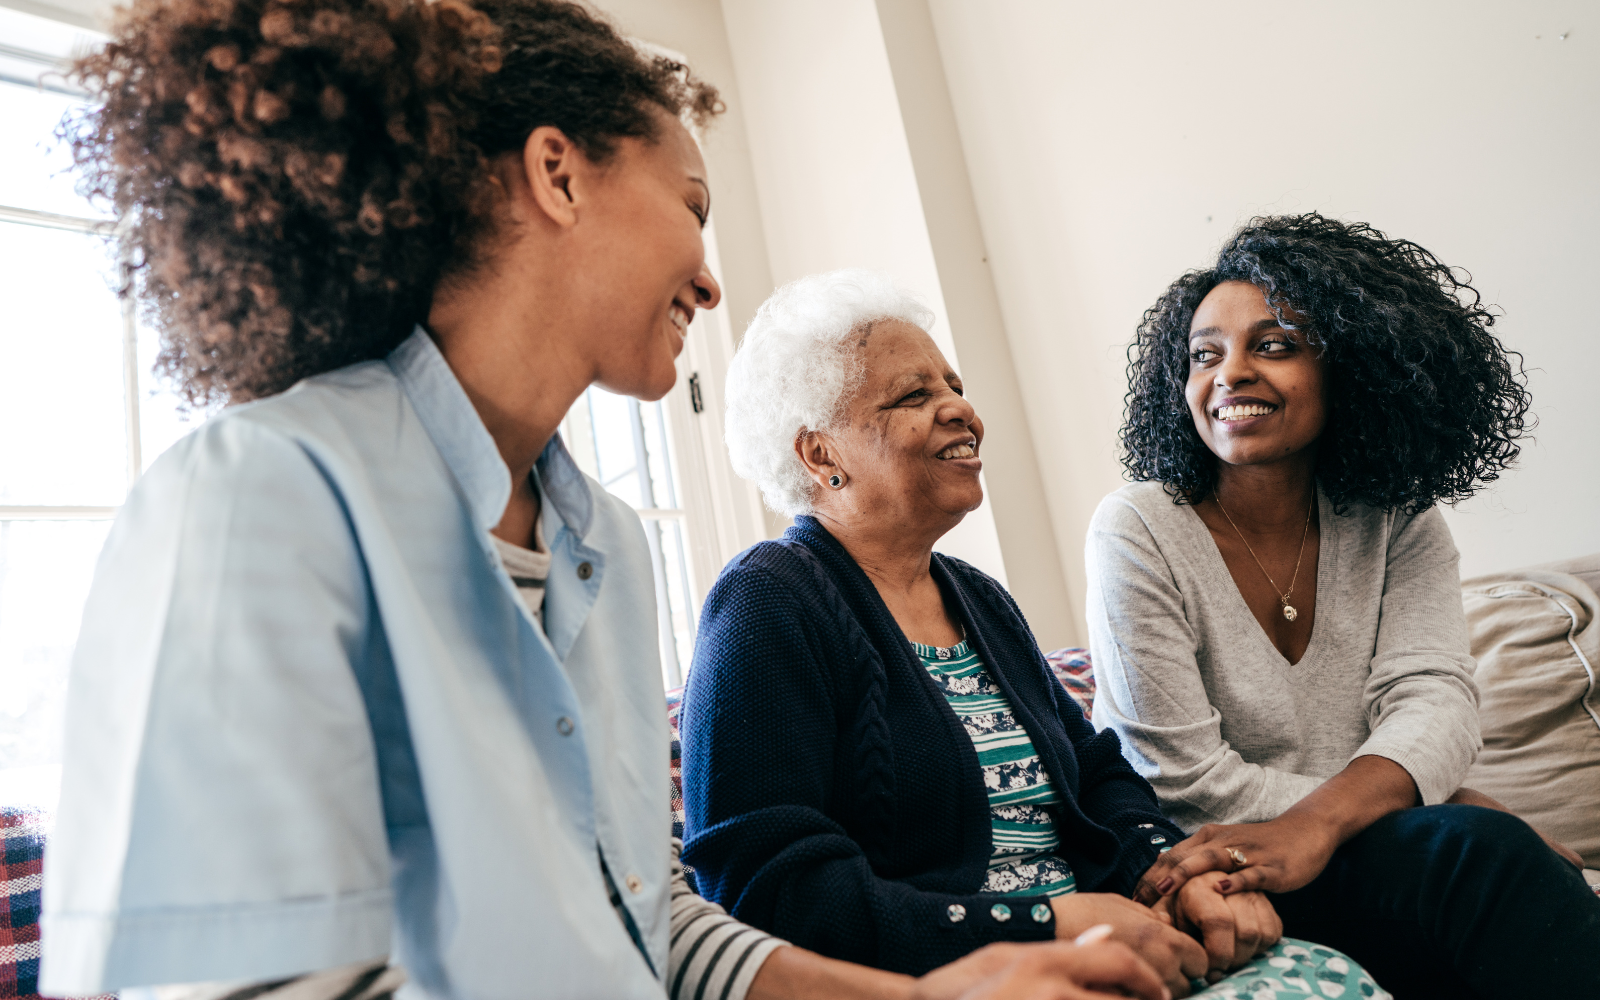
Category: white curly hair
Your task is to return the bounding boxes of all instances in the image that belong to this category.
[723,269,937,517]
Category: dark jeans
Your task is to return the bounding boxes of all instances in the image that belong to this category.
[1269,804,1600,999]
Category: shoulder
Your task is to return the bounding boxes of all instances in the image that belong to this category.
[228,359,405,448]
[714,537,831,594]
[1089,482,1185,535]
[1331,499,1458,563]
[700,536,862,644]
[125,361,415,546]
[153,359,403,476]
[1086,483,1198,571]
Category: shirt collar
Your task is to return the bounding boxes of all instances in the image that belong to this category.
[388,327,593,539]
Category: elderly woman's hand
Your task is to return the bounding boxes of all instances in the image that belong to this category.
[1151,872,1281,977]
[909,938,1170,1000]
[1049,893,1207,997]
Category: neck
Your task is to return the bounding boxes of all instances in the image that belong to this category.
[813,508,951,598]
[1209,453,1318,534]
[426,264,595,486]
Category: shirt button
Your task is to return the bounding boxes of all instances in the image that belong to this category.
[946,903,966,923]
[625,874,643,894]
[1031,903,1053,924]
[576,561,594,580]
[556,716,574,736]
[989,903,1011,923]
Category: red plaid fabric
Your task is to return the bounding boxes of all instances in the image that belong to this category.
[1044,647,1096,721]
[0,810,44,999]
[667,686,686,841]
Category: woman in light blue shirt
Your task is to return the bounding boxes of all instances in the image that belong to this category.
[39,1,1169,1000]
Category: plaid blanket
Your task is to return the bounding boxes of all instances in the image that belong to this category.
[0,810,45,1000]
[1043,647,1097,720]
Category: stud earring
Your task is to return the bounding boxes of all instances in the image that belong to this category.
[828,474,845,489]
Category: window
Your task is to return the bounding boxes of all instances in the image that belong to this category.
[557,219,772,691]
[0,12,772,814]
[562,389,698,687]
[0,7,198,812]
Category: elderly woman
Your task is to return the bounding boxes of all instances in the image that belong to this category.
[681,270,1387,1000]
[1092,214,1600,998]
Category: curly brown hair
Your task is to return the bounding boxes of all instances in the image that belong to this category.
[67,0,722,406]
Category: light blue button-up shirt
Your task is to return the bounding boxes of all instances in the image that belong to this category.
[41,330,672,999]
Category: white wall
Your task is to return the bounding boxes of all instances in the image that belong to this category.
[928,0,1600,620]
[714,0,1016,590]
[28,0,1591,643]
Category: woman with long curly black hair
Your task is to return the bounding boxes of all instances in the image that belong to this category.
[1085,213,1600,998]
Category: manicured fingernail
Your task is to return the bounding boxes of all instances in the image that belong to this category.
[1217,879,1231,892]
[1157,877,1174,894]
[1074,923,1114,946]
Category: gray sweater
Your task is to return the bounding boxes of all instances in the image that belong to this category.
[1085,481,1480,833]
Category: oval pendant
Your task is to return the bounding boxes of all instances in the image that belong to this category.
[1283,604,1298,621]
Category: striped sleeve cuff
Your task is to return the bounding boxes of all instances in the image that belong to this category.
[667,870,785,1000]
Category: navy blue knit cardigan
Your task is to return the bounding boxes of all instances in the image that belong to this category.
[681,517,1186,975]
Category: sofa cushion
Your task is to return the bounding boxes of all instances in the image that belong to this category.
[1462,562,1600,869]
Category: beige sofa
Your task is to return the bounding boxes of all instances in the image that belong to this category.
[1461,554,1600,879]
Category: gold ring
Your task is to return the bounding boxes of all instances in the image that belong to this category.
[1226,848,1249,868]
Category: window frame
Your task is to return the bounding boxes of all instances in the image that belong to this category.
[0,117,137,523]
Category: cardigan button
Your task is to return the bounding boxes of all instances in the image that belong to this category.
[989,903,1011,923]
[577,561,594,580]
[1031,903,1053,924]
[946,904,967,923]
[1149,834,1167,846]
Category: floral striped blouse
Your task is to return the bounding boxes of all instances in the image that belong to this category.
[912,639,1078,897]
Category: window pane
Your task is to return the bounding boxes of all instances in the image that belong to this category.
[657,518,695,672]
[0,80,105,219]
[136,320,207,472]
[587,389,645,508]
[639,398,680,510]
[0,519,111,811]
[0,220,127,506]
[562,385,697,688]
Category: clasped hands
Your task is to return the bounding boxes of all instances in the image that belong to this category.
[1046,871,1282,998]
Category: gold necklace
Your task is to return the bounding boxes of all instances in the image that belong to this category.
[1214,492,1315,622]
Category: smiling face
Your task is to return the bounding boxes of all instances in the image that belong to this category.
[1185,280,1328,471]
[579,110,720,401]
[802,319,984,537]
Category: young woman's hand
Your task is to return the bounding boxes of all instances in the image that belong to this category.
[1133,812,1341,904]
[1135,756,1419,904]
[1050,893,1208,997]
[1152,872,1281,975]
[909,939,1171,1000]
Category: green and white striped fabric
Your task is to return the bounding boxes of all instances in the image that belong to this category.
[913,639,1077,898]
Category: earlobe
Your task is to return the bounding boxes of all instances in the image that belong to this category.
[795,431,846,490]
